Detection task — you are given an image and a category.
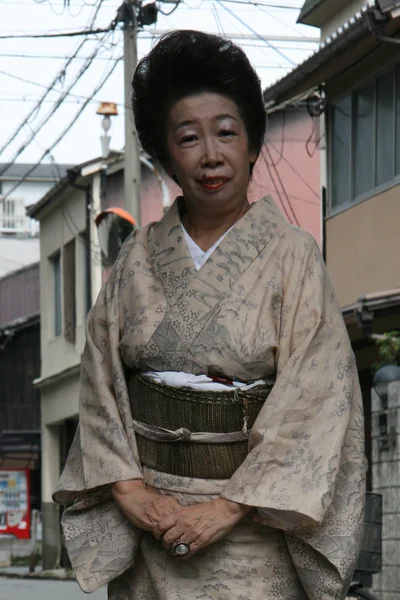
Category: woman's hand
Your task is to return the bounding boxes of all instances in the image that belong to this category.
[112,479,180,531]
[152,497,252,557]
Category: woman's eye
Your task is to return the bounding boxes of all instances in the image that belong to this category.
[219,130,236,137]
[180,135,197,145]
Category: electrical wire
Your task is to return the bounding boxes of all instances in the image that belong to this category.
[0,0,104,159]
[260,148,292,222]
[157,0,181,16]
[0,55,122,204]
[264,144,300,226]
[267,139,320,199]
[267,111,286,166]
[215,0,297,66]
[252,2,309,39]
[0,24,116,39]
[0,68,127,108]
[0,29,114,177]
[211,0,303,8]
[211,1,225,36]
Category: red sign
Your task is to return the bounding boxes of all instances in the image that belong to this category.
[0,469,30,540]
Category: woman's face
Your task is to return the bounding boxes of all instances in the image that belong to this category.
[166,92,257,216]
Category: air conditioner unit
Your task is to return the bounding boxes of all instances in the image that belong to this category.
[377,0,400,13]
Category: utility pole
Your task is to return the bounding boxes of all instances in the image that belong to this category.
[122,0,141,226]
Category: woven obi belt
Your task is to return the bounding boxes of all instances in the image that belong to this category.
[128,372,274,480]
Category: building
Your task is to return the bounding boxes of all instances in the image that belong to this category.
[0,263,41,561]
[263,0,400,595]
[0,163,72,278]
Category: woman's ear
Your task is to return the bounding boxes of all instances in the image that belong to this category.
[249,149,258,165]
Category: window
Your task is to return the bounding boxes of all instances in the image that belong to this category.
[63,240,76,344]
[0,198,25,232]
[330,64,400,213]
[331,96,352,209]
[50,252,62,337]
[79,233,90,319]
[376,70,395,186]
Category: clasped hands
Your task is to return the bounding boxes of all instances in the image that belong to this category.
[112,479,251,558]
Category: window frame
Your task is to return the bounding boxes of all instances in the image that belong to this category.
[49,251,62,338]
[328,64,400,217]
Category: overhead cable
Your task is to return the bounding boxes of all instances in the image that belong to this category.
[0,56,122,204]
[0,0,104,159]
[0,24,116,39]
[267,139,320,199]
[215,0,297,65]
[0,28,114,177]
[264,144,300,226]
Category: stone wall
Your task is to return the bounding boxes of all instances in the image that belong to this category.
[372,381,400,599]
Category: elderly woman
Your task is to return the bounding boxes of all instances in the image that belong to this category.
[54,30,366,600]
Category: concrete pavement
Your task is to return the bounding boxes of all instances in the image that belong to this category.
[0,578,107,600]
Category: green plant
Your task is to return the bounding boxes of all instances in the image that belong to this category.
[373,330,400,373]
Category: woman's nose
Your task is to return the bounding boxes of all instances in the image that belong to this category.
[201,137,222,166]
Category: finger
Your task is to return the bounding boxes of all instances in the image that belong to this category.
[161,526,184,550]
[157,513,179,533]
[147,499,179,522]
[152,514,178,539]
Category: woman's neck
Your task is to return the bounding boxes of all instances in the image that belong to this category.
[180,199,251,252]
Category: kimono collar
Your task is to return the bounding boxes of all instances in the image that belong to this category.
[149,195,288,279]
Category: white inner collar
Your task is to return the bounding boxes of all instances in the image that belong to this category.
[181,224,233,271]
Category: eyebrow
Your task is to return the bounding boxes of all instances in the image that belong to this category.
[174,114,238,132]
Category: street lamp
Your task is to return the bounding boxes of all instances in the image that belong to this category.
[96,102,118,159]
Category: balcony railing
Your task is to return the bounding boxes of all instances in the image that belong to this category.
[0,197,39,236]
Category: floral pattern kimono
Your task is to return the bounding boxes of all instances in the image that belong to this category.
[54,196,367,600]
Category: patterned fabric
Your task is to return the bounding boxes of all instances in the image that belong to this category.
[53,196,367,599]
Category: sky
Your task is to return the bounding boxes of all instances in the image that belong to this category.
[0,0,319,168]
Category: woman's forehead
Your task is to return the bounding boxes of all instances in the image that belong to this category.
[168,92,242,127]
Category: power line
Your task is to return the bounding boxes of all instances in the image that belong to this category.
[0,56,122,204]
[210,0,303,8]
[0,67,124,107]
[0,0,104,160]
[215,0,298,65]
[267,139,320,199]
[0,29,114,177]
[264,144,300,226]
[261,149,292,222]
[0,24,116,39]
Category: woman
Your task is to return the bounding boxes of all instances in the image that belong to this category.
[54,30,367,600]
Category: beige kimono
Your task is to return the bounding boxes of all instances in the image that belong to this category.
[54,196,367,600]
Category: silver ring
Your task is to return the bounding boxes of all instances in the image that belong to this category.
[172,542,190,556]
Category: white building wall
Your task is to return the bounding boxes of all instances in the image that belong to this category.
[2,180,55,207]
[0,180,56,238]
[39,187,87,381]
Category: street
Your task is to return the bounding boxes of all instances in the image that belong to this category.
[0,578,107,600]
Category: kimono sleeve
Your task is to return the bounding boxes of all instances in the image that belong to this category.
[221,229,366,589]
[52,232,143,592]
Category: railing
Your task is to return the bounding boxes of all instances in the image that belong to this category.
[0,197,39,236]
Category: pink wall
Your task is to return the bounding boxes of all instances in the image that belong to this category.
[249,106,321,245]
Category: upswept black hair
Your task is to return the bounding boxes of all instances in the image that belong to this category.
[132,30,267,167]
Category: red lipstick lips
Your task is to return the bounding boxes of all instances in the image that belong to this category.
[200,177,230,191]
